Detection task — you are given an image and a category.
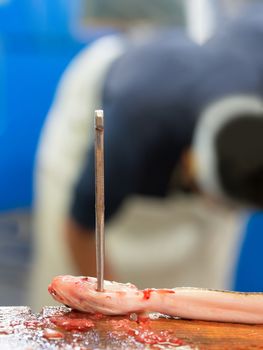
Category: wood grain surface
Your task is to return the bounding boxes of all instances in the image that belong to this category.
[1,306,263,349]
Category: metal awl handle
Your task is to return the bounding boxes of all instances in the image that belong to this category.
[95,110,105,292]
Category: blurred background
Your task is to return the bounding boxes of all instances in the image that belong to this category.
[0,0,263,308]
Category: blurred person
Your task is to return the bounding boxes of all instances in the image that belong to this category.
[67,0,263,282]
[29,1,263,309]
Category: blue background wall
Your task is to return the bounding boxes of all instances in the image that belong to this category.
[0,0,94,211]
[234,212,263,292]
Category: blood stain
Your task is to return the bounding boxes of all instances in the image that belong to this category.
[143,289,153,300]
[50,316,94,332]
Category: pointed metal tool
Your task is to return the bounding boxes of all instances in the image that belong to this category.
[94,110,105,292]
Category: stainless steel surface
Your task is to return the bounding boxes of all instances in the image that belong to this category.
[94,110,105,292]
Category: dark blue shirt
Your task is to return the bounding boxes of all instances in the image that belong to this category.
[71,31,203,230]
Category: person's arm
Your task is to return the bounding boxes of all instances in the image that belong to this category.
[66,218,115,280]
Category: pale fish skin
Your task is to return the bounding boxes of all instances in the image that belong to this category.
[48,275,263,324]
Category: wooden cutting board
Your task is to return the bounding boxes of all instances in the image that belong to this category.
[1,306,263,349]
